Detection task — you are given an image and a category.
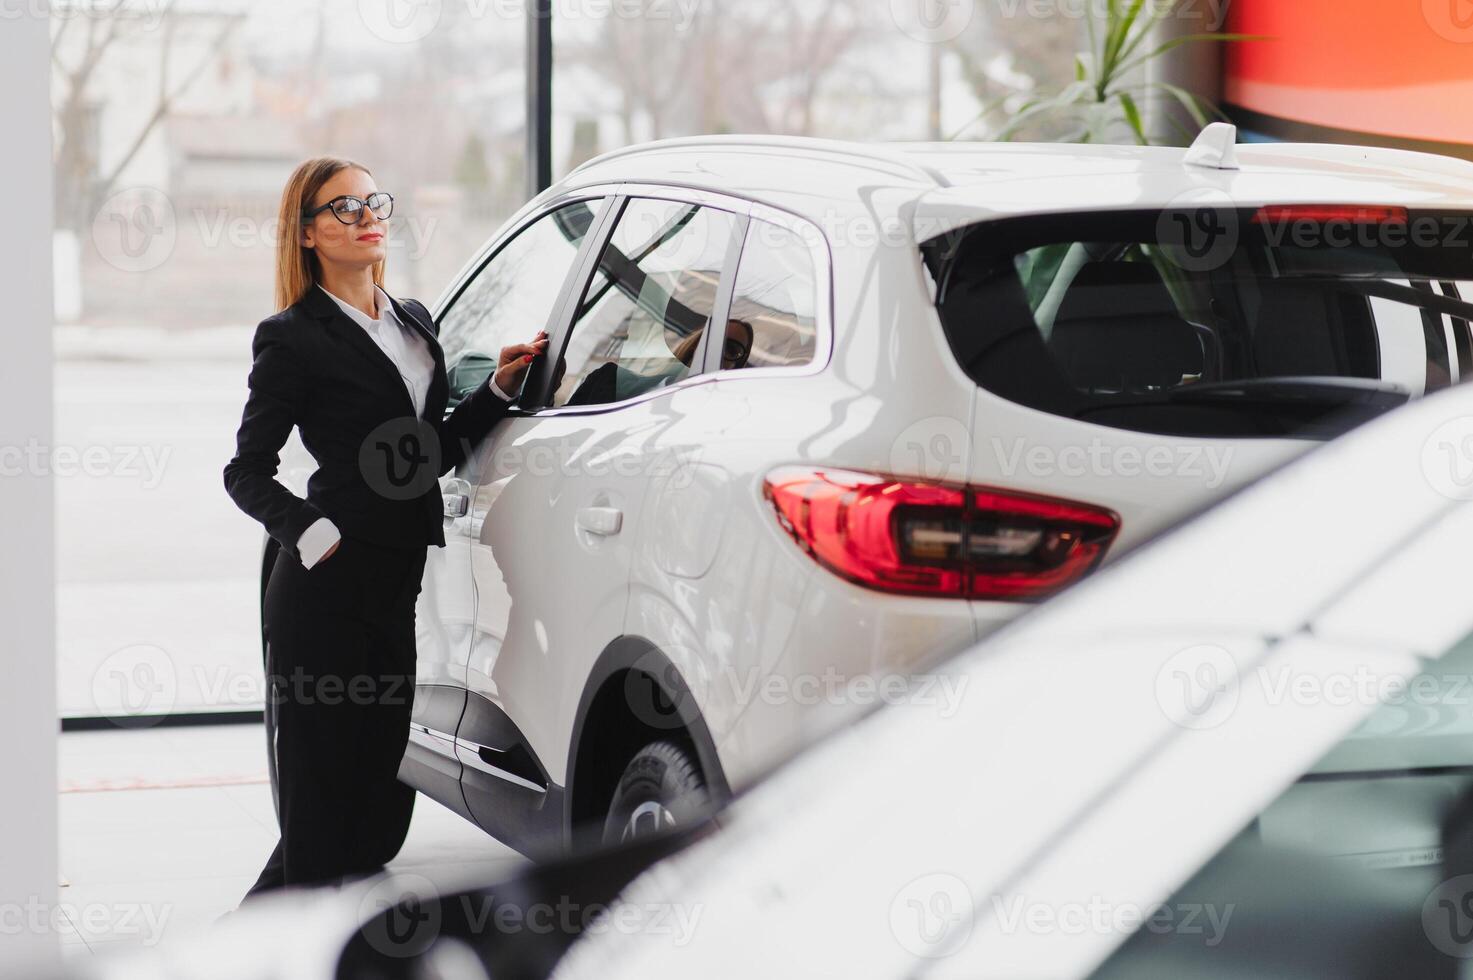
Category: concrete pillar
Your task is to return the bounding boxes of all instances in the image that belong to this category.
[0,0,59,970]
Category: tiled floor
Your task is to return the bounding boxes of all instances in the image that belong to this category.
[57,724,524,959]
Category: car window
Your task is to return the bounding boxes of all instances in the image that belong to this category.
[720,218,820,372]
[439,198,602,406]
[551,197,739,409]
[1092,626,1473,979]
[1441,281,1473,381]
[929,209,1473,439]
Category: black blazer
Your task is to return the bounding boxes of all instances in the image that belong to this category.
[224,286,511,560]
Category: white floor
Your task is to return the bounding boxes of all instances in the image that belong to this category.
[57,724,525,959]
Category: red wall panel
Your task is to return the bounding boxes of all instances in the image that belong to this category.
[1225,0,1473,145]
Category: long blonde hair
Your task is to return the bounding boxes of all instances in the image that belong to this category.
[274,156,386,311]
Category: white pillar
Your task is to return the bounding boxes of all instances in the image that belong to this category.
[0,0,59,970]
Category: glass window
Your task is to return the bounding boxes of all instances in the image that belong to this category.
[929,210,1473,440]
[551,198,738,409]
[1441,281,1473,381]
[1092,626,1473,978]
[439,199,601,405]
[721,219,820,372]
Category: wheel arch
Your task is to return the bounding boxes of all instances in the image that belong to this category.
[565,635,730,849]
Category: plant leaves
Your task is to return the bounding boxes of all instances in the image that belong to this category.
[1144,80,1220,128]
[1117,91,1148,145]
[1115,32,1264,80]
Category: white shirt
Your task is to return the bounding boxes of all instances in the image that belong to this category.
[322,283,437,418]
[297,284,514,568]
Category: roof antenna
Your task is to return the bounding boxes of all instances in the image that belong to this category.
[1183,122,1240,171]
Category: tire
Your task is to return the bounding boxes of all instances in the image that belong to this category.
[601,740,712,846]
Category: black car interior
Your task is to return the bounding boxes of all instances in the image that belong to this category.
[926,209,1473,439]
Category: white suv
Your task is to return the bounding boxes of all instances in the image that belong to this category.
[276,129,1473,855]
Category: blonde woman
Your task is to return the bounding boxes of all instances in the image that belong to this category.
[224,157,546,897]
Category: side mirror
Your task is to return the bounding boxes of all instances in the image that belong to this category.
[445,351,498,410]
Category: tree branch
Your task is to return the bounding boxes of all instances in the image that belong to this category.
[97,11,241,200]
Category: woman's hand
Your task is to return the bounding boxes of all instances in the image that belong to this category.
[493,331,550,396]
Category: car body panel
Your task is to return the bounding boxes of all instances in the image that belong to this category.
[550,384,1473,980]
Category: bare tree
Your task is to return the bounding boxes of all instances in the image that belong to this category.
[568,0,873,143]
[947,5,1080,139]
[578,5,710,142]
[50,0,242,234]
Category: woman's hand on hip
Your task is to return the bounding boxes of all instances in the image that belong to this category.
[493,331,550,395]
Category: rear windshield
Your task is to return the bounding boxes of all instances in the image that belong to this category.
[926,208,1473,438]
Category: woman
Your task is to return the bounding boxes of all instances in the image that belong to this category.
[223,156,546,897]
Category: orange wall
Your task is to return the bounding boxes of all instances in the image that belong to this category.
[1226,0,1473,144]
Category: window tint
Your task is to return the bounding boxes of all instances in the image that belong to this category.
[1093,627,1473,979]
[1441,281,1473,381]
[551,198,738,409]
[722,219,819,372]
[439,199,601,405]
[930,210,1473,440]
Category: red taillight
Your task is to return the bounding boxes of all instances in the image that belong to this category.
[763,467,1120,602]
[1251,204,1407,225]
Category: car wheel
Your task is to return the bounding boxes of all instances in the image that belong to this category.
[602,740,711,846]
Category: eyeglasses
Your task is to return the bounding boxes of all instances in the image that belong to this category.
[303,192,395,226]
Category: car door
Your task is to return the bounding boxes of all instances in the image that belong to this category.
[399,195,607,814]
[620,207,843,788]
[456,191,747,852]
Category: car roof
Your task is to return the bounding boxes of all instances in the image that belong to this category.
[558,135,1473,242]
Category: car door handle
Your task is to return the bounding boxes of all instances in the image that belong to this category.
[443,493,469,519]
[576,506,623,536]
[442,477,472,520]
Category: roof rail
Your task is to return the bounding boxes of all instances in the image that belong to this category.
[568,135,953,189]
